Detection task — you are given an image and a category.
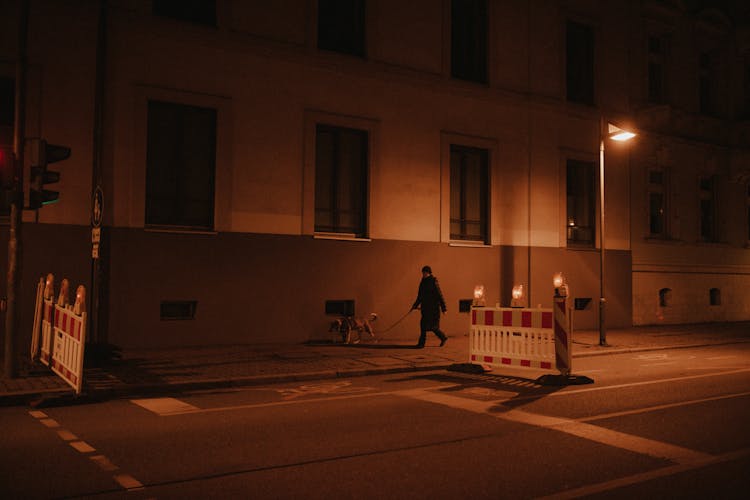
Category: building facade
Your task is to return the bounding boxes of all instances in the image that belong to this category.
[1,0,749,349]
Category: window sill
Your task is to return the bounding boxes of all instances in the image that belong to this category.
[644,236,683,244]
[144,226,218,236]
[448,241,491,248]
[314,232,371,242]
[566,243,597,252]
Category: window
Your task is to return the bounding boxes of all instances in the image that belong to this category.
[699,51,716,115]
[314,124,368,237]
[0,77,13,128]
[699,175,716,242]
[659,288,672,307]
[318,0,366,57]
[566,159,595,246]
[648,35,667,104]
[153,0,216,26]
[566,20,595,105]
[451,0,488,84]
[709,288,721,306]
[0,77,14,217]
[450,145,488,242]
[648,169,668,237]
[145,100,216,230]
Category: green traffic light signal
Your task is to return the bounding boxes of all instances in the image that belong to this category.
[29,139,70,209]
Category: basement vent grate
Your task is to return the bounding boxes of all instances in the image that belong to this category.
[325,299,355,316]
[160,300,197,320]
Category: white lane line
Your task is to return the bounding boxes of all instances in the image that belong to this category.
[57,429,78,441]
[641,362,678,367]
[39,418,59,428]
[707,356,737,360]
[131,397,200,416]
[90,455,119,472]
[27,412,144,493]
[399,389,711,464]
[69,441,96,453]
[547,367,750,398]
[540,447,750,500]
[578,391,750,423]
[133,384,456,416]
[113,473,144,491]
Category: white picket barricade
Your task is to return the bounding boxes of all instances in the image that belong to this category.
[31,274,88,394]
[39,274,56,367]
[469,307,556,372]
[30,277,44,362]
[51,304,87,394]
[50,282,87,394]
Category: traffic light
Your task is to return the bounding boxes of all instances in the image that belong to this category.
[0,146,15,213]
[29,139,70,209]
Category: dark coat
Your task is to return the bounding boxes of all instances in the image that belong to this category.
[412,275,447,330]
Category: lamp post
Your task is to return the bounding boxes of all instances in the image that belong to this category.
[599,119,636,346]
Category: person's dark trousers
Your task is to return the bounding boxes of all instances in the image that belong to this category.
[417,328,447,347]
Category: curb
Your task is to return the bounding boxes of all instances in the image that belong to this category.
[4,339,748,407]
[571,339,750,358]
[8,363,455,408]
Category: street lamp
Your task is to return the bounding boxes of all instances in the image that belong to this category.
[599,120,636,346]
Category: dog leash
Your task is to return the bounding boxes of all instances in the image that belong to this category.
[378,309,414,335]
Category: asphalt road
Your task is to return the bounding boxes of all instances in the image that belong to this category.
[1,343,749,499]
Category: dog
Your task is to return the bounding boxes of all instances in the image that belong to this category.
[329,313,378,344]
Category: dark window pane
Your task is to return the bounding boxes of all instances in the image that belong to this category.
[450,145,488,242]
[153,0,216,26]
[451,0,488,83]
[318,0,366,57]
[146,100,216,229]
[315,124,368,237]
[566,20,595,105]
[0,77,14,127]
[649,192,664,235]
[649,170,663,185]
[566,159,595,245]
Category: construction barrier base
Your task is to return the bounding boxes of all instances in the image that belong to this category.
[536,373,595,386]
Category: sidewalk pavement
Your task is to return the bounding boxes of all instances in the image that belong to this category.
[1,321,749,406]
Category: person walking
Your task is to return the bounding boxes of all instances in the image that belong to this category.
[411,265,448,348]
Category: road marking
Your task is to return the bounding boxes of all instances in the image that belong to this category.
[131,397,199,415]
[90,455,119,472]
[277,381,374,401]
[641,362,678,367]
[546,367,750,398]
[540,447,750,499]
[577,390,750,423]
[133,384,456,416]
[69,440,96,453]
[57,429,77,441]
[27,411,145,494]
[113,473,144,491]
[39,418,59,428]
[707,355,737,360]
[399,389,711,464]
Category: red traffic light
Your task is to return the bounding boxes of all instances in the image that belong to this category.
[0,146,15,189]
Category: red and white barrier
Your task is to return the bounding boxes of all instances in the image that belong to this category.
[39,274,56,367]
[51,302,87,394]
[469,307,556,371]
[30,277,44,363]
[554,297,572,376]
[30,274,88,394]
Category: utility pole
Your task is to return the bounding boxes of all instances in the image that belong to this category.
[4,0,28,378]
